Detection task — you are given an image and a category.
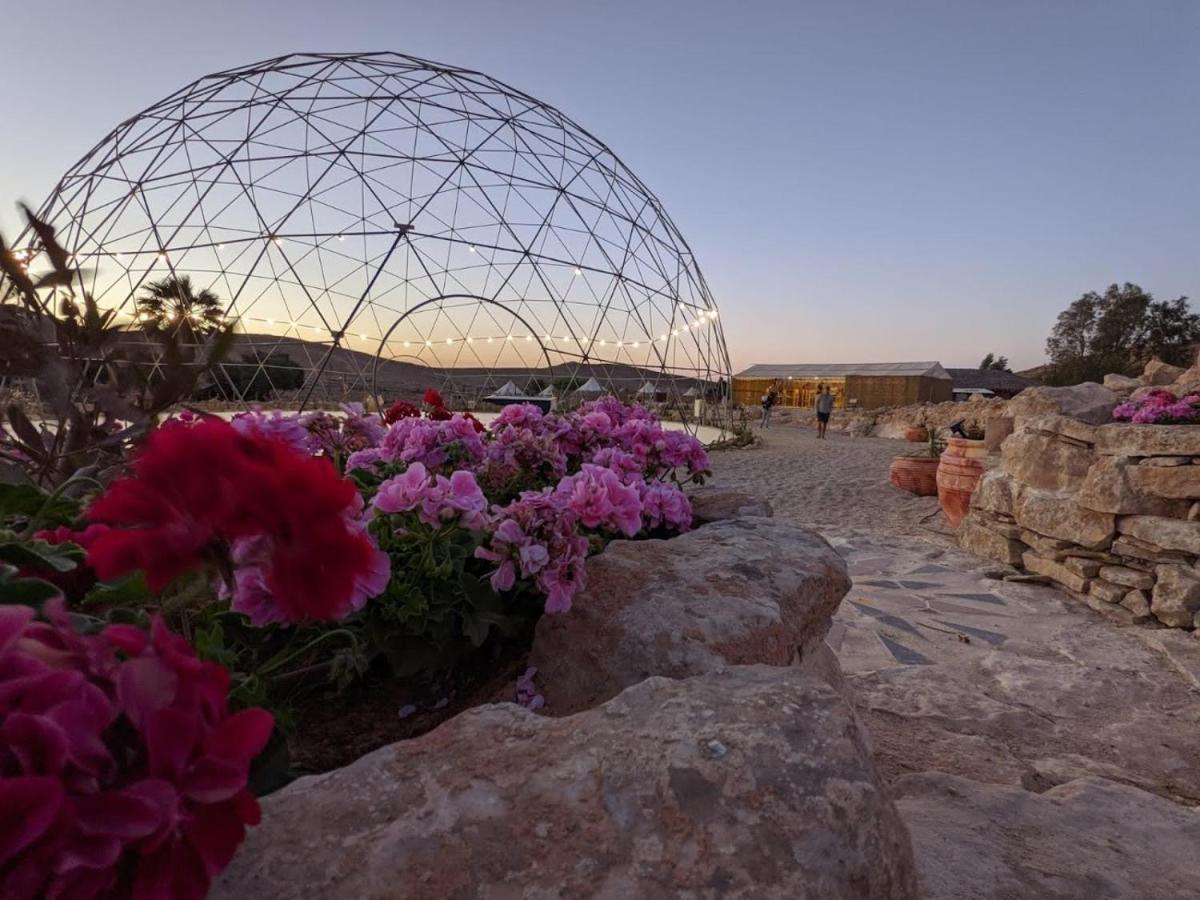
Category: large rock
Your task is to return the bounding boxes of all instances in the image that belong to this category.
[896,773,1200,900]
[1076,457,1191,516]
[958,516,1026,565]
[1006,383,1119,427]
[1021,413,1099,446]
[1095,423,1200,457]
[1141,358,1186,386]
[1118,515,1200,555]
[687,485,774,524]
[1013,486,1115,549]
[1151,564,1200,627]
[214,668,920,900]
[1103,373,1141,393]
[1000,431,1094,492]
[970,470,1016,517]
[530,517,850,715]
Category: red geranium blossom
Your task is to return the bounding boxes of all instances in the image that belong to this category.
[383,399,420,424]
[0,602,272,899]
[423,388,453,421]
[85,418,387,624]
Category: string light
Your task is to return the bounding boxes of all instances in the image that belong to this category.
[468,245,476,253]
[337,234,344,241]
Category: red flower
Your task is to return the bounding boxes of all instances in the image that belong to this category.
[0,602,273,898]
[462,412,486,433]
[383,399,420,424]
[85,419,386,623]
[422,388,445,409]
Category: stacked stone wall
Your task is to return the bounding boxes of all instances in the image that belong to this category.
[961,414,1200,631]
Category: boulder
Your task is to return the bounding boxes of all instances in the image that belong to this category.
[1013,487,1115,549]
[1151,564,1200,627]
[1118,515,1200,555]
[983,416,1014,453]
[1103,373,1141,393]
[1076,458,1190,517]
[1022,552,1090,593]
[895,773,1200,900]
[1095,424,1200,457]
[958,516,1026,566]
[970,470,1016,517]
[1006,383,1118,427]
[687,485,774,525]
[214,668,920,900]
[1019,529,1078,560]
[530,517,850,715]
[1000,431,1093,493]
[1062,556,1102,578]
[1141,358,1186,386]
[1127,463,1200,499]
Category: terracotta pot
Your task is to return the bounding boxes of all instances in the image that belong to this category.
[937,438,987,527]
[904,426,929,443]
[889,456,940,496]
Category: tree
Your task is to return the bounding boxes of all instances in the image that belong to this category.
[978,353,1010,372]
[1044,283,1198,384]
[136,275,226,337]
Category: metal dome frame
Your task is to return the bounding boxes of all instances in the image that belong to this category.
[19,51,732,418]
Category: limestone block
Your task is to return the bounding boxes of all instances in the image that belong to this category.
[1119,515,1200,555]
[1127,463,1200,499]
[1062,557,1102,578]
[1076,457,1190,517]
[958,517,1026,566]
[1120,589,1153,623]
[1110,535,1192,566]
[1103,373,1141,392]
[1098,565,1155,590]
[1088,579,1126,605]
[1022,552,1090,593]
[1095,424,1200,457]
[1013,487,1115,549]
[969,470,1015,517]
[1151,564,1200,627]
[1000,431,1094,493]
[1141,358,1186,386]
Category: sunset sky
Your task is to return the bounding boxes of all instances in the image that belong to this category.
[4,0,1197,373]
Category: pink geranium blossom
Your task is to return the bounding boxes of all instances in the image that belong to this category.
[554,464,643,537]
[0,602,272,899]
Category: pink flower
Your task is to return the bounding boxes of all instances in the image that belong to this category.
[372,464,488,531]
[639,480,693,533]
[0,603,272,899]
[230,407,312,454]
[555,464,643,537]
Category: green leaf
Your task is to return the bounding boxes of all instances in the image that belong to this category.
[0,569,60,610]
[0,539,83,573]
[81,573,150,608]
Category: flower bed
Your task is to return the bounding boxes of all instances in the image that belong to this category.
[1,391,710,892]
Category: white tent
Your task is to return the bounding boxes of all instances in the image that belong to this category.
[490,380,523,398]
[637,381,658,396]
[683,385,699,397]
[575,377,603,394]
[538,385,555,397]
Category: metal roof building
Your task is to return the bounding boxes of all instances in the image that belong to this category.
[733,361,953,410]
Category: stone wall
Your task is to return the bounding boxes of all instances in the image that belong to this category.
[960,414,1200,632]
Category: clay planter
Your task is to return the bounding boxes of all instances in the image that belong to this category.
[889,456,940,496]
[904,426,929,443]
[937,437,987,527]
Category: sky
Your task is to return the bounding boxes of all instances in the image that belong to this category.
[3,0,1197,373]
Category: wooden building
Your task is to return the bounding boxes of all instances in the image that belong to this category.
[733,362,953,410]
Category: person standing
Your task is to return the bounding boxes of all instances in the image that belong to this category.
[760,387,776,429]
[815,384,834,438]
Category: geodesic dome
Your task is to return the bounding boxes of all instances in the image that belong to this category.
[19,51,731,412]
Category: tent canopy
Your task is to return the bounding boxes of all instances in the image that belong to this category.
[575,377,603,394]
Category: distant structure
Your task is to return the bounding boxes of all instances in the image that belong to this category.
[945,368,1037,400]
[733,362,953,410]
[16,52,731,414]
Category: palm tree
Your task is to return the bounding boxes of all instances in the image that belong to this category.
[136,275,226,336]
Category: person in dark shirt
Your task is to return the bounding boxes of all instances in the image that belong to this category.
[815,385,834,439]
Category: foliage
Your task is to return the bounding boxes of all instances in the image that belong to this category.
[977,353,1010,372]
[1113,389,1200,425]
[135,274,226,337]
[0,204,234,486]
[1043,283,1199,385]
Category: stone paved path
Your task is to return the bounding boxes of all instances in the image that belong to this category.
[709,424,1200,898]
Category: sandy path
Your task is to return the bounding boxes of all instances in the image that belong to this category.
[707,421,947,541]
